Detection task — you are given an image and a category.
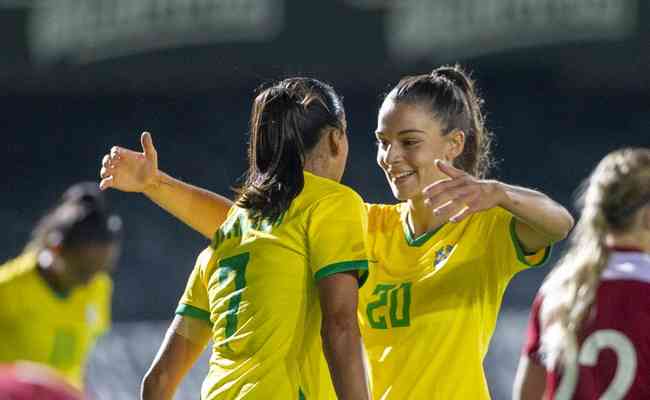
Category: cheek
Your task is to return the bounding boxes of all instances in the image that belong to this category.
[404,147,433,169]
[376,149,387,170]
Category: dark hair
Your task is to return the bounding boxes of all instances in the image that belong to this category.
[387,64,494,178]
[235,77,345,221]
[29,182,123,250]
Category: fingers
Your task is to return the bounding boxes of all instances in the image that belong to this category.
[140,131,156,160]
[448,194,481,222]
[435,159,465,179]
[429,186,475,215]
[423,176,467,200]
[99,176,114,191]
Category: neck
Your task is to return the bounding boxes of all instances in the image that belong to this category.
[406,196,448,237]
[605,231,650,254]
[35,250,73,295]
[304,156,335,181]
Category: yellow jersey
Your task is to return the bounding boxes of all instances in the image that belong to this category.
[177,171,369,400]
[360,204,550,399]
[0,251,112,389]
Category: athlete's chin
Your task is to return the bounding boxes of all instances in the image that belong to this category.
[389,183,419,202]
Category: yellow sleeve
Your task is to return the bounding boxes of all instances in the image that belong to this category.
[175,247,212,325]
[307,189,369,282]
[488,208,552,279]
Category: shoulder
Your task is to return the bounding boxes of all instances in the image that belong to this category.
[303,173,365,208]
[471,206,512,225]
[365,202,402,229]
[87,272,113,296]
[0,252,37,287]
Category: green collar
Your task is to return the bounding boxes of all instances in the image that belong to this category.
[401,211,446,247]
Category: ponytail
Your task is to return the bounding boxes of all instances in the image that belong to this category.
[540,148,650,368]
[236,78,345,222]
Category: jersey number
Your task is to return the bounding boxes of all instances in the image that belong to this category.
[556,329,637,400]
[218,253,249,339]
[366,282,412,329]
[49,330,77,368]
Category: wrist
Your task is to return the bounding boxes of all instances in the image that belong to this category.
[488,180,508,207]
[143,170,164,198]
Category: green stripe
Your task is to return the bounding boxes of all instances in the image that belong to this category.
[358,270,369,288]
[299,388,306,400]
[402,216,445,247]
[314,260,369,282]
[175,303,213,324]
[509,218,552,267]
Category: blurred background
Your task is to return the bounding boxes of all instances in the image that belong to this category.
[2,0,648,398]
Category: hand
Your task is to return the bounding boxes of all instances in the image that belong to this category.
[99,132,159,193]
[422,159,504,222]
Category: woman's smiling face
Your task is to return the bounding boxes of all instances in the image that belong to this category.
[375,98,462,202]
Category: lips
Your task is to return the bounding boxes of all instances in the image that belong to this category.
[390,171,415,183]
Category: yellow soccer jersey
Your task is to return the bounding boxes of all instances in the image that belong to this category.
[0,251,112,389]
[359,203,550,400]
[177,171,369,400]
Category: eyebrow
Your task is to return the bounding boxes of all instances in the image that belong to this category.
[375,129,427,136]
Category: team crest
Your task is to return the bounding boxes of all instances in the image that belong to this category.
[434,245,455,270]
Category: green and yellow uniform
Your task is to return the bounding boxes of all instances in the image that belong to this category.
[0,251,112,389]
[177,171,369,400]
[360,204,550,399]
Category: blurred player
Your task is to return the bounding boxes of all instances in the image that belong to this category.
[100,66,573,399]
[139,78,370,400]
[0,182,121,391]
[514,148,650,399]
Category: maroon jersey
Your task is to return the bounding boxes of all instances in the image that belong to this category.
[523,251,650,399]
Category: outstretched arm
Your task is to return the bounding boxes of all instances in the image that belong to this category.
[100,132,233,238]
[141,315,211,400]
[423,160,574,253]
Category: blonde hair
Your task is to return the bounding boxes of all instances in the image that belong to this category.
[539,148,650,368]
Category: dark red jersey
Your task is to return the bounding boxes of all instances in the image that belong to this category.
[523,251,650,399]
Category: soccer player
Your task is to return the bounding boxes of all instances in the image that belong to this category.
[100,66,573,399]
[513,148,650,399]
[138,78,371,400]
[0,182,122,390]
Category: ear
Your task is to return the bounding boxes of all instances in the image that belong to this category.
[327,128,345,157]
[444,129,465,162]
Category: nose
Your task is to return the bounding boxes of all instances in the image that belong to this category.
[379,142,401,168]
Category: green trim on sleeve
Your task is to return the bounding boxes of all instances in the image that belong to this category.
[509,218,552,267]
[358,270,369,288]
[314,260,369,282]
[175,303,213,325]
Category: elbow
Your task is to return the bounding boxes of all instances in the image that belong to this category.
[555,209,575,241]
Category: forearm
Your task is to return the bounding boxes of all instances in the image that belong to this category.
[321,322,370,400]
[144,171,234,239]
[495,182,574,248]
[141,368,176,400]
[512,356,547,400]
